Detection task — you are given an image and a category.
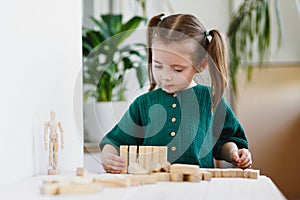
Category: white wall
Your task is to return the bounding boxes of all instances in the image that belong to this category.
[171,0,231,32]
[268,1,300,63]
[0,0,83,187]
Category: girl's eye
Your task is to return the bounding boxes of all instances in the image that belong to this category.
[174,68,183,72]
[154,65,163,69]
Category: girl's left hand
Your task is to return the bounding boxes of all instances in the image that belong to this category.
[230,148,252,169]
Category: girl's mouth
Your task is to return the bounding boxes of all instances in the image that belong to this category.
[161,84,174,89]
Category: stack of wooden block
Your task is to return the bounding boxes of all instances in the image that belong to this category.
[42,168,101,195]
[169,164,260,182]
[119,145,170,174]
[119,145,260,181]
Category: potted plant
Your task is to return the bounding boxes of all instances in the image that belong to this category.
[227,0,282,98]
[82,14,147,142]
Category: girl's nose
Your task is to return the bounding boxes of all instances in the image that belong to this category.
[161,73,172,81]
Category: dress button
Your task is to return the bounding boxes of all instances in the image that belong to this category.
[170,131,176,137]
[171,117,176,123]
[171,146,176,151]
[172,103,177,108]
[173,93,177,97]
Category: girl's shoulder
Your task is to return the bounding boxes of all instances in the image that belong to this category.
[194,84,210,92]
[193,84,211,97]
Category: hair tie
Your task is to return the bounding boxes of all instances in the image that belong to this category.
[160,15,168,21]
[204,30,210,37]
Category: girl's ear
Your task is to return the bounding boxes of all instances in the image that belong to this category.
[197,57,208,72]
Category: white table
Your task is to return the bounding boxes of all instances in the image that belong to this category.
[0,174,286,200]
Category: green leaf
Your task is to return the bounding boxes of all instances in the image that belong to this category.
[136,64,147,88]
[101,14,122,35]
[82,14,147,102]
[246,65,253,82]
[118,16,145,45]
[90,16,110,39]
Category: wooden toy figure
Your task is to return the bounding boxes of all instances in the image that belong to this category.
[44,110,64,175]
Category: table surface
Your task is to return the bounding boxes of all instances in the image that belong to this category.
[0,174,286,200]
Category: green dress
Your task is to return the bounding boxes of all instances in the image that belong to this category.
[100,84,248,168]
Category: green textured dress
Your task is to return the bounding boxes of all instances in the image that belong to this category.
[100,84,248,168]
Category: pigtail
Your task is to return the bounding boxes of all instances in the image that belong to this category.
[147,14,165,91]
[206,30,228,110]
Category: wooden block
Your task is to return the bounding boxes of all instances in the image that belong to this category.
[243,169,252,178]
[202,171,212,181]
[198,172,204,180]
[71,176,94,184]
[160,161,171,172]
[93,176,131,187]
[229,169,244,178]
[43,179,61,184]
[214,169,222,178]
[200,168,212,177]
[243,169,260,179]
[201,168,244,178]
[42,178,70,195]
[138,146,146,169]
[129,174,157,185]
[128,163,148,174]
[48,169,60,175]
[152,146,160,170]
[221,169,231,178]
[42,183,59,195]
[120,145,128,174]
[233,168,244,178]
[129,145,137,164]
[145,146,153,171]
[205,168,222,178]
[170,164,200,175]
[151,162,161,172]
[41,173,100,195]
[170,164,202,182]
[170,173,183,182]
[186,173,202,182]
[76,167,88,177]
[58,183,101,194]
[249,169,260,179]
[159,146,168,166]
[154,172,170,181]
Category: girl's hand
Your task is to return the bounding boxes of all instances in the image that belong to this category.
[230,148,252,169]
[101,153,125,174]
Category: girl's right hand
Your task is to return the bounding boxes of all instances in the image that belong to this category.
[101,153,125,174]
[230,148,252,169]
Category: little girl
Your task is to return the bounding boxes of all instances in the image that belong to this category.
[100,13,252,173]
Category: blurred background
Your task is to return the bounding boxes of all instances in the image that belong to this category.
[82,1,300,198]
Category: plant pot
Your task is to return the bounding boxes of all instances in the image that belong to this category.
[83,101,129,143]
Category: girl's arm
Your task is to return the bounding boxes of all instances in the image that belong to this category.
[220,142,252,169]
[101,144,125,173]
[99,99,143,173]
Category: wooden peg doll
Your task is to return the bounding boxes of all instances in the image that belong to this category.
[44,110,64,175]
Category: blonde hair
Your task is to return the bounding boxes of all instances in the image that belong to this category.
[147,14,228,110]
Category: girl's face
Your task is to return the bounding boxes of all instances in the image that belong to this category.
[152,41,200,93]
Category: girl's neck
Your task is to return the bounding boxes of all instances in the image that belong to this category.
[188,80,197,89]
[175,81,197,92]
